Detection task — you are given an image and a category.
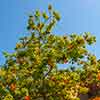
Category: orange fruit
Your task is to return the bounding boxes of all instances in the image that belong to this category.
[50,76,56,81]
[67,44,73,49]
[97,73,100,80]
[63,79,69,84]
[92,97,100,100]
[25,96,30,100]
[10,83,16,91]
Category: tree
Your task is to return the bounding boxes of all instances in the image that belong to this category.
[0,5,99,100]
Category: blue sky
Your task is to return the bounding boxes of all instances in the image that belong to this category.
[0,0,100,65]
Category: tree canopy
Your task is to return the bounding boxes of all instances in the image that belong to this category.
[0,5,100,100]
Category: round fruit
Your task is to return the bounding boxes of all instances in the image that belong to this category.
[25,96,30,100]
[10,83,16,91]
[63,79,69,84]
[97,73,100,80]
[92,97,100,100]
[67,44,73,49]
[50,76,56,81]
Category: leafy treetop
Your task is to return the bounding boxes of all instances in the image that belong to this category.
[0,5,99,100]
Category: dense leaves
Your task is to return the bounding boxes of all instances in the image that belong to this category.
[0,5,99,100]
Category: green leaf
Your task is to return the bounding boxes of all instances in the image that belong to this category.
[53,11,61,21]
[2,51,10,58]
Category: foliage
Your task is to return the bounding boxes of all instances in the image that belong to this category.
[0,5,99,100]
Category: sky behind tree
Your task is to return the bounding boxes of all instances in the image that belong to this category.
[0,0,100,65]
